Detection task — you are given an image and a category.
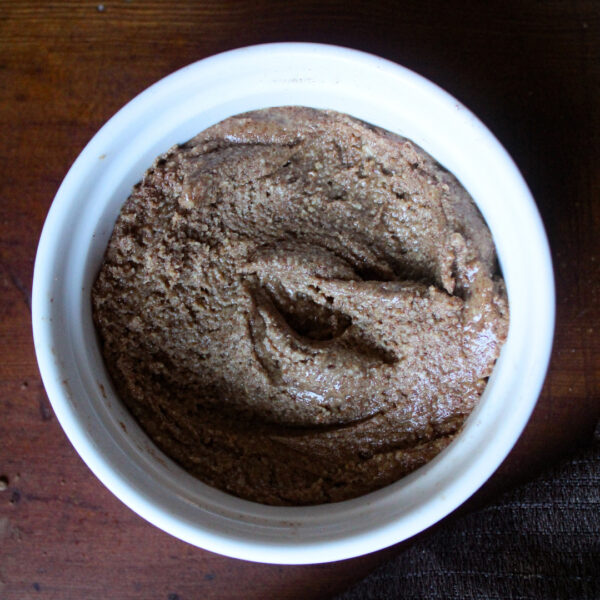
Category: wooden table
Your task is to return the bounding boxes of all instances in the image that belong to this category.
[1,2,598,598]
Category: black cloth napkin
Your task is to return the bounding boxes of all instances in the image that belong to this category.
[336,424,600,600]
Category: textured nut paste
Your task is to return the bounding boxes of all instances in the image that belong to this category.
[92,107,509,505]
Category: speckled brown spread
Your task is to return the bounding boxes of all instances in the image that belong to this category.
[92,107,509,505]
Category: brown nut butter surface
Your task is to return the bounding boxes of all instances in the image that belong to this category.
[92,107,509,505]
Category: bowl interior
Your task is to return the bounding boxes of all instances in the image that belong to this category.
[32,43,554,564]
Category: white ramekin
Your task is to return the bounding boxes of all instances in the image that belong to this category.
[32,43,554,564]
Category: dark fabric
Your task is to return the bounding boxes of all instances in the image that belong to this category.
[336,425,600,600]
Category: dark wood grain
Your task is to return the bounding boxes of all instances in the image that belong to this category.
[1,1,598,599]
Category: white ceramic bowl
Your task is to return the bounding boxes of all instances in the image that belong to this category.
[32,43,554,564]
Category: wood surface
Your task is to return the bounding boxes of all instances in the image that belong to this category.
[1,1,599,599]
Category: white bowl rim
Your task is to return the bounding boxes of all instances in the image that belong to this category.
[32,42,555,564]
